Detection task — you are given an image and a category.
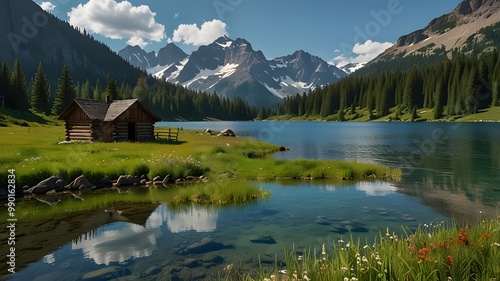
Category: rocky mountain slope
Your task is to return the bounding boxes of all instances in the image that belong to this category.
[120,36,347,107]
[373,0,500,62]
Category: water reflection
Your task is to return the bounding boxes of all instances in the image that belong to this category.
[166,204,218,233]
[68,204,218,265]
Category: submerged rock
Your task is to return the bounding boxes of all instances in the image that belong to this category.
[82,266,131,280]
[250,235,277,244]
[179,238,234,255]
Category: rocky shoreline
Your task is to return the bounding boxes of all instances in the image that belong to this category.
[0,173,209,202]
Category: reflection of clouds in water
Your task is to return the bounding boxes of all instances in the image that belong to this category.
[71,204,218,265]
[43,253,55,264]
[356,182,396,196]
[72,224,160,265]
[166,204,218,233]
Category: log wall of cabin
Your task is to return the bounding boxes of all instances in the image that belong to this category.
[137,122,155,141]
[113,123,129,142]
[64,106,94,141]
[112,103,157,141]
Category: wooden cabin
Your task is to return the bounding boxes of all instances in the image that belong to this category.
[58,98,161,142]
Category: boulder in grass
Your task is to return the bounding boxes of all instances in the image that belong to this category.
[65,175,96,190]
[94,176,113,188]
[28,176,65,194]
[113,175,140,187]
[218,129,236,137]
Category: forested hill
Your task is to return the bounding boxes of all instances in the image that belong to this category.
[267,50,499,121]
[0,0,141,88]
[0,59,257,122]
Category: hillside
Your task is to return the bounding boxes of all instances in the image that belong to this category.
[374,0,500,62]
[0,0,140,87]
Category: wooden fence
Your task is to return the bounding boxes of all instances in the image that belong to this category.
[155,128,179,141]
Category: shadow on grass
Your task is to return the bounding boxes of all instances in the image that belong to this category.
[0,108,58,126]
[155,139,188,145]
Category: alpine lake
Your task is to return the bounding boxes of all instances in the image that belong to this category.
[2,121,499,280]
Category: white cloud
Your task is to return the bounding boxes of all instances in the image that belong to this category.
[172,19,228,46]
[127,36,148,48]
[68,0,165,47]
[330,40,393,67]
[39,1,56,12]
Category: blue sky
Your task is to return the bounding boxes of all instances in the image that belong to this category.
[37,0,462,66]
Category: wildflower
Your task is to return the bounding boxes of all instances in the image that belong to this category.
[341,266,348,272]
[338,238,345,243]
[492,242,500,247]
[322,243,327,255]
[363,245,369,249]
[430,243,436,250]
[362,256,368,263]
[418,248,431,259]
[447,255,453,266]
[346,242,350,248]
[344,278,349,281]
[298,255,303,261]
[479,233,491,243]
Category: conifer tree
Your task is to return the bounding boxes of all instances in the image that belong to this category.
[133,75,149,102]
[411,106,419,121]
[30,63,50,114]
[51,65,76,115]
[92,79,101,100]
[0,60,10,108]
[81,80,90,99]
[433,78,445,119]
[103,73,119,101]
[9,59,29,110]
[256,106,267,120]
[465,68,478,115]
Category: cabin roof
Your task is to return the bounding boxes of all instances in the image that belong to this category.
[58,99,161,122]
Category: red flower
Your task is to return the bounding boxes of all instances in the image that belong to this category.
[447,255,453,265]
[418,248,431,259]
[457,228,469,246]
[479,233,491,243]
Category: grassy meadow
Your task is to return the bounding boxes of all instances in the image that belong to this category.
[0,124,401,223]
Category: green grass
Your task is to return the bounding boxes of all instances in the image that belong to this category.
[0,107,60,127]
[0,126,400,188]
[222,219,500,281]
[0,180,269,222]
[0,125,400,222]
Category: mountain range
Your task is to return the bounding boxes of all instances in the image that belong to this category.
[372,0,500,62]
[119,36,347,107]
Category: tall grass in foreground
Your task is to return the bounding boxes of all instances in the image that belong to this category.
[222,219,500,281]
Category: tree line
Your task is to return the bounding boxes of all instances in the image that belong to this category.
[0,59,257,121]
[266,51,499,120]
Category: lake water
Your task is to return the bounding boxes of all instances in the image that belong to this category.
[5,122,500,280]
